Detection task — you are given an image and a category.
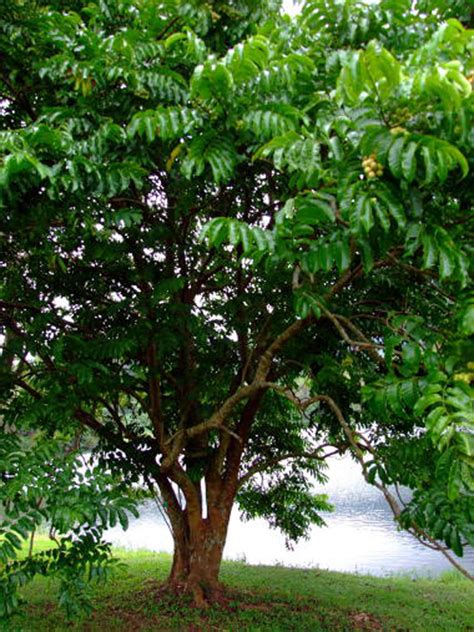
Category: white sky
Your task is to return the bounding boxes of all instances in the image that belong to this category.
[283,0,301,15]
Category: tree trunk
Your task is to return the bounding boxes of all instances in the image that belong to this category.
[156,419,253,606]
[166,505,231,606]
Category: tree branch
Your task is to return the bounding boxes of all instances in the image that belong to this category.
[238,447,340,487]
[147,341,165,446]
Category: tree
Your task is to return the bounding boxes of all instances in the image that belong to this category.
[1,0,473,615]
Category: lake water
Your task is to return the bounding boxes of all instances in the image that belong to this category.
[107,456,474,577]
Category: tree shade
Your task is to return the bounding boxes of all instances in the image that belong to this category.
[0,0,473,615]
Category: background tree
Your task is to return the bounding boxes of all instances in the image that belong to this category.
[1,0,473,615]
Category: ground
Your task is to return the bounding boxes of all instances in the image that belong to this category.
[1,547,473,631]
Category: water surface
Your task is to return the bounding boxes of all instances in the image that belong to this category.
[107,456,474,577]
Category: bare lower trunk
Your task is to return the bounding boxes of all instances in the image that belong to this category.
[166,510,230,606]
[157,410,255,606]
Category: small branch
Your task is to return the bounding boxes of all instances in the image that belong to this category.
[164,316,313,464]
[119,387,149,412]
[240,312,273,385]
[109,197,151,211]
[15,378,42,400]
[238,447,340,487]
[326,264,363,300]
[143,474,173,535]
[262,384,474,581]
[321,306,384,351]
[97,396,134,440]
[155,15,181,41]
[319,397,474,581]
[28,528,36,557]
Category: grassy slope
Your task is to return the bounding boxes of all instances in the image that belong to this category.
[2,546,474,632]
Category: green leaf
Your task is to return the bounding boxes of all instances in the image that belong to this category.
[436,149,448,182]
[116,508,129,530]
[402,342,421,373]
[449,527,463,556]
[421,233,437,269]
[360,241,374,272]
[372,200,390,232]
[388,136,406,178]
[377,188,406,229]
[459,302,474,335]
[414,394,442,416]
[439,245,455,280]
[421,145,436,183]
[296,195,335,224]
[357,195,373,233]
[318,243,333,271]
[333,239,351,271]
[401,141,418,182]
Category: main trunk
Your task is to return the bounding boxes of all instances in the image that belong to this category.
[166,508,231,606]
[158,397,259,606]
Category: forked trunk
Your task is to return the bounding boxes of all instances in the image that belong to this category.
[158,417,253,606]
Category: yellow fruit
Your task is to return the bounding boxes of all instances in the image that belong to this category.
[362,153,383,179]
[454,372,473,384]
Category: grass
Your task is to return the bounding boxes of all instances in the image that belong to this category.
[1,541,474,631]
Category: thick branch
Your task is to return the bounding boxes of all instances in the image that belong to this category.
[254,316,311,382]
[147,342,164,446]
[162,382,261,471]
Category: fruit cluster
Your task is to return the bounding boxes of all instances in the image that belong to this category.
[362,153,383,179]
[454,361,474,384]
[390,126,406,135]
[391,106,411,124]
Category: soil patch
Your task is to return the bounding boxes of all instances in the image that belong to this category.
[349,611,384,631]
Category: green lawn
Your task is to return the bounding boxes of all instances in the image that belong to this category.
[2,545,473,631]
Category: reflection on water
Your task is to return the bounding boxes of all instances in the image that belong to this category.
[107,456,474,577]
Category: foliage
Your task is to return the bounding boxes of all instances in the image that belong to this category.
[0,432,138,616]
[0,0,473,615]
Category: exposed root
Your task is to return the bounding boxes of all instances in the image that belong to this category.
[160,577,226,608]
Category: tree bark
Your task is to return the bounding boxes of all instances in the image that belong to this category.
[158,383,265,606]
[165,493,232,606]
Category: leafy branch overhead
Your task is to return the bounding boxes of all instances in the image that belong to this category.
[0,0,473,615]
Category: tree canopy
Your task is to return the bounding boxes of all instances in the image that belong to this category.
[0,0,473,616]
